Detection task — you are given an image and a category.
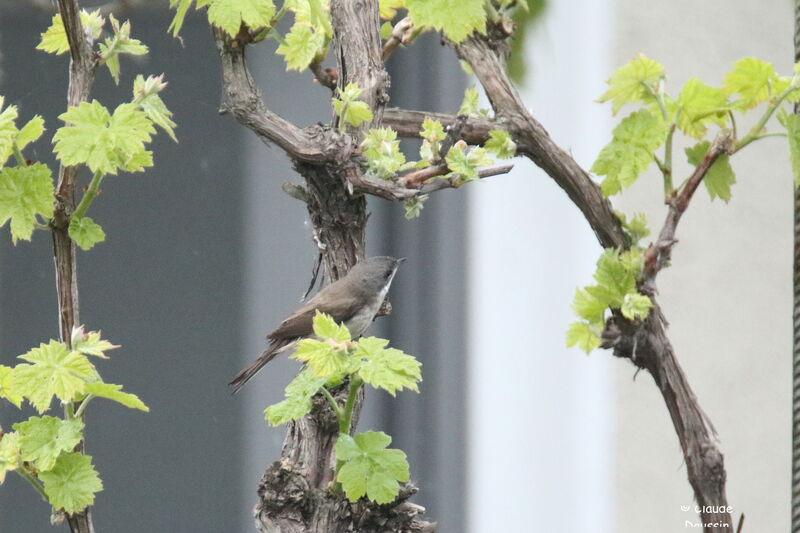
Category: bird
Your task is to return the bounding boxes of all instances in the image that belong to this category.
[229,256,405,393]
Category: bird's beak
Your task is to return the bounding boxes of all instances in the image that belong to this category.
[397,257,407,264]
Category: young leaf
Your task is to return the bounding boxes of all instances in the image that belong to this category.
[590,109,668,196]
[291,338,352,378]
[133,75,177,141]
[39,452,103,514]
[277,24,326,71]
[618,211,650,243]
[14,416,84,472]
[16,116,46,152]
[445,141,493,182]
[403,195,428,219]
[98,16,148,84]
[355,336,421,396]
[85,382,149,412]
[685,141,736,202]
[37,10,105,55]
[54,101,156,175]
[0,163,55,244]
[0,365,23,408]
[723,57,780,110]
[332,83,374,129]
[361,127,406,179]
[406,0,486,43]
[458,86,481,117]
[13,340,97,413]
[379,0,405,19]
[484,129,516,159]
[207,0,277,37]
[0,98,19,166]
[571,287,607,327]
[264,367,328,426]
[782,112,800,186]
[69,216,106,251]
[675,78,729,139]
[598,54,665,114]
[0,432,21,484]
[71,326,120,359]
[565,322,601,354]
[335,431,410,504]
[620,293,653,321]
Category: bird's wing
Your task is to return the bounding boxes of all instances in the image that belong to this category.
[268,283,364,340]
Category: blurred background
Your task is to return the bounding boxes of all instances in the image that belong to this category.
[0,0,792,532]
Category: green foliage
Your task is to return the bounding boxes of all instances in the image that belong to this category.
[419,117,447,163]
[335,431,409,504]
[39,452,103,514]
[361,128,406,179]
[99,16,148,84]
[54,101,156,175]
[379,0,405,20]
[69,217,106,251]
[264,367,329,426]
[484,129,517,159]
[84,383,149,412]
[0,432,21,483]
[723,57,781,111]
[780,111,800,186]
[0,366,23,408]
[616,211,650,245]
[458,86,485,117]
[276,0,332,71]
[590,109,668,196]
[37,10,105,55]
[332,83,374,131]
[403,195,428,219]
[685,141,735,202]
[445,140,494,182]
[14,416,84,472]
[169,0,277,37]
[597,54,665,114]
[406,0,486,43]
[675,78,729,139]
[567,248,652,354]
[72,326,121,359]
[133,75,178,141]
[354,337,421,396]
[0,163,54,244]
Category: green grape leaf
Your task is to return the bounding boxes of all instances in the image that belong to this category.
[380,0,405,19]
[566,321,601,354]
[0,97,19,166]
[71,326,120,359]
[685,141,736,202]
[617,211,650,243]
[39,452,103,514]
[0,432,21,484]
[69,216,106,251]
[98,15,148,84]
[421,118,446,143]
[332,83,374,129]
[598,54,665,114]
[620,292,653,321]
[593,248,637,305]
[13,340,97,413]
[571,287,607,327]
[590,109,668,196]
[277,24,326,71]
[335,431,410,504]
[676,78,729,139]
[311,311,351,342]
[54,101,156,175]
[0,163,55,244]
[723,57,780,111]
[458,86,481,117]
[85,382,149,412]
[291,338,352,378]
[445,141,493,182]
[355,336,421,396]
[208,0,276,37]
[406,0,486,43]
[168,0,196,37]
[484,129,516,159]
[264,367,328,426]
[0,365,22,408]
[16,116,46,152]
[133,75,177,141]
[37,10,105,55]
[13,416,84,472]
[782,112,800,186]
[403,194,427,219]
[361,127,406,179]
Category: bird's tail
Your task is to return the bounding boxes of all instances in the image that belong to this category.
[229,340,290,394]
